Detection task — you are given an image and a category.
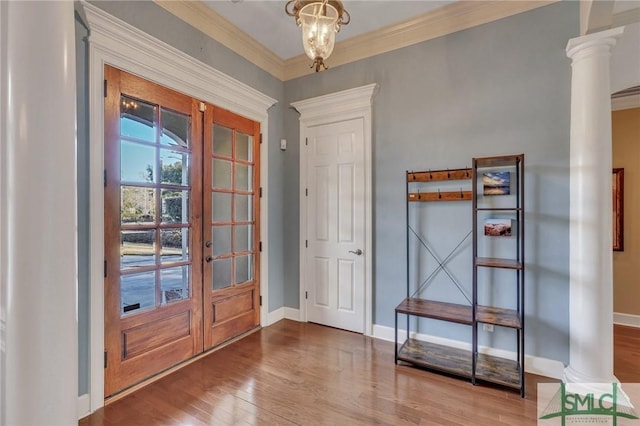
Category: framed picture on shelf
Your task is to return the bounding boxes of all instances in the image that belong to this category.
[483,172,510,195]
[613,168,624,251]
[484,218,512,236]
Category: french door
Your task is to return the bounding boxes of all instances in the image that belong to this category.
[203,106,261,349]
[104,66,260,396]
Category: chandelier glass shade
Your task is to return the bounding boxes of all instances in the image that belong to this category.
[286,0,350,72]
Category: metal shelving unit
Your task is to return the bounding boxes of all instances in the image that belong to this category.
[395,155,525,398]
[472,154,525,396]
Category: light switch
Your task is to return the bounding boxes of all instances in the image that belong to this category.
[280,139,287,150]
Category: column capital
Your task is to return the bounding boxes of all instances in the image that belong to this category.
[566,26,624,61]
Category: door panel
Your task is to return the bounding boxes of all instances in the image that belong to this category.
[306,119,365,333]
[104,66,203,396]
[203,106,261,349]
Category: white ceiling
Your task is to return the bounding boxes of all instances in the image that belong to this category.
[204,0,453,60]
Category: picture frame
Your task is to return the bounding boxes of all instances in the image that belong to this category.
[484,218,512,237]
[483,172,510,196]
[613,168,624,251]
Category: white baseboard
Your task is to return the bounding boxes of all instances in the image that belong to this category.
[614,312,640,328]
[283,307,300,321]
[78,393,90,420]
[265,307,301,326]
[372,324,565,380]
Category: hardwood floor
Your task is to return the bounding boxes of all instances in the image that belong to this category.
[614,324,640,383]
[81,320,563,426]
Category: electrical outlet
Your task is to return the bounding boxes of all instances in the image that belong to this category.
[483,324,494,332]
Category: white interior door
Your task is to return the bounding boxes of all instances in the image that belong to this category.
[305,118,365,333]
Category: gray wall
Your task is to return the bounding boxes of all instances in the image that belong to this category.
[283,2,578,362]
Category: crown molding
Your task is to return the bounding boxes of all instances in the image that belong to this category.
[613,7,640,28]
[612,94,640,111]
[153,0,285,81]
[156,0,559,82]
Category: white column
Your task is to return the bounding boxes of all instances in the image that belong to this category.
[564,27,624,385]
[1,1,78,425]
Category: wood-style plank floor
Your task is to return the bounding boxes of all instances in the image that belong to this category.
[614,324,640,383]
[80,320,639,426]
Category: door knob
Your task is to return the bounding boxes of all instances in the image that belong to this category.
[205,241,212,248]
[349,249,363,256]
[205,255,213,263]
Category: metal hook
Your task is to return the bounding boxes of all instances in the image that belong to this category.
[417,189,421,200]
[438,189,442,199]
[460,188,464,198]
[429,169,432,180]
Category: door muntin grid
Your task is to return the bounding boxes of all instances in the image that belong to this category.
[119,95,193,315]
[210,124,256,290]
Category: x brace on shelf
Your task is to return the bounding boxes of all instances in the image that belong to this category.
[408,226,472,304]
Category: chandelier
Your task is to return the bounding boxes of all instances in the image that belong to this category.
[285,0,350,72]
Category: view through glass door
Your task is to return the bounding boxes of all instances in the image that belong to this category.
[104,66,260,396]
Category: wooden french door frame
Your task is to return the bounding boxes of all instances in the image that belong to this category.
[202,106,261,349]
[103,67,262,397]
[104,66,204,396]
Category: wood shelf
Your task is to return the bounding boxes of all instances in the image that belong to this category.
[408,191,472,202]
[475,257,523,270]
[474,155,522,168]
[476,305,521,329]
[475,207,522,212]
[397,339,522,389]
[395,298,472,325]
[397,339,472,379]
[475,352,522,388]
[394,300,521,329]
[408,168,471,182]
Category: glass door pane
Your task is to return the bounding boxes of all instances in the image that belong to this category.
[209,123,257,291]
[119,98,193,314]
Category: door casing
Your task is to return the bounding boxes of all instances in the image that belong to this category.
[84,2,276,413]
[292,84,377,336]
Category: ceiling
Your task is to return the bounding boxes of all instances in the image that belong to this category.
[204,1,453,60]
[157,0,640,80]
[203,0,640,61]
